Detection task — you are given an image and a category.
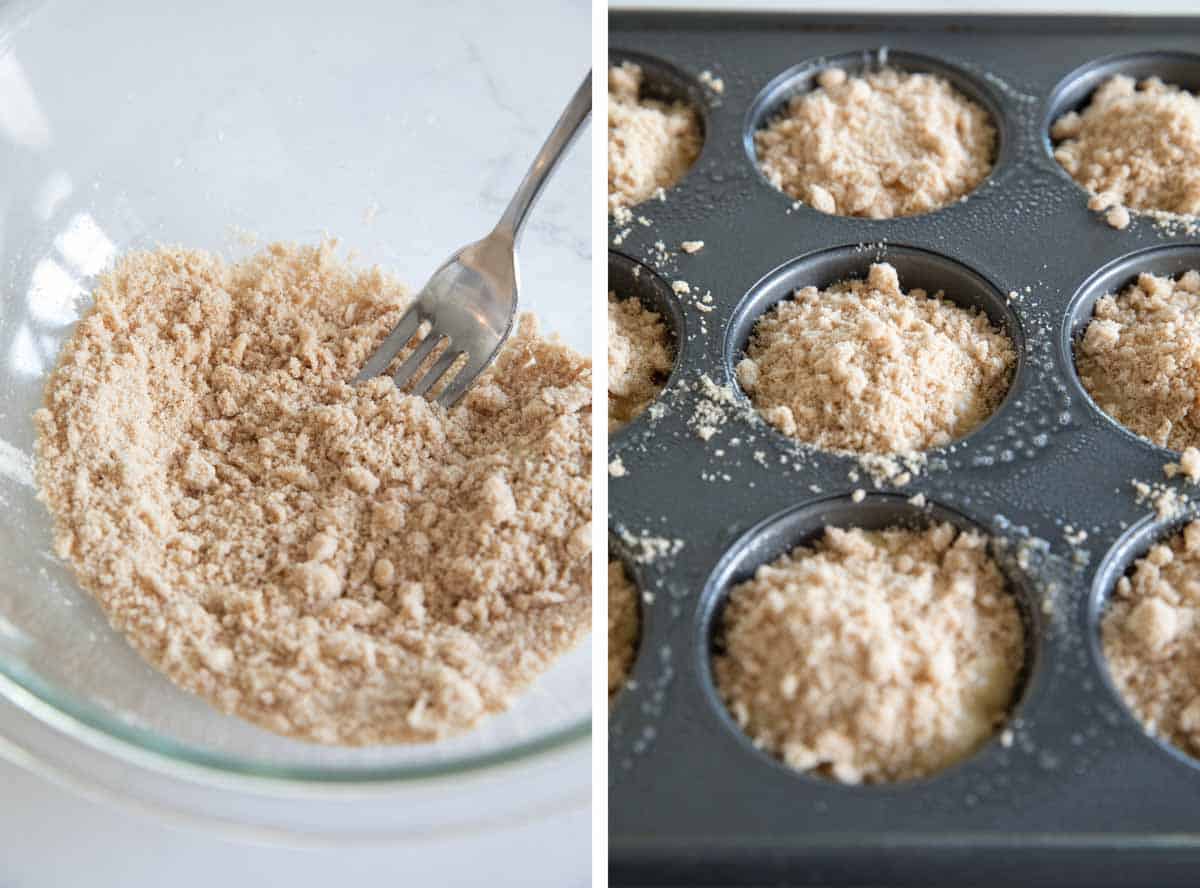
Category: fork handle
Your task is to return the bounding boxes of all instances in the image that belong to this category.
[494,71,592,242]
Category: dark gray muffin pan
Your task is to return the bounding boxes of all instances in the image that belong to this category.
[607,12,1200,887]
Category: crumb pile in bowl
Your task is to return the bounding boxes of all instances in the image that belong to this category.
[607,291,672,431]
[608,61,702,214]
[33,241,592,746]
[736,262,1015,455]
[755,66,996,219]
[1052,75,1200,229]
[1076,269,1200,450]
[714,522,1024,784]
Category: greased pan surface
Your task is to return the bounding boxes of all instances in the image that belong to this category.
[607,12,1200,886]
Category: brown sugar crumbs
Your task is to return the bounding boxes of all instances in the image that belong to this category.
[755,66,995,219]
[736,262,1015,454]
[714,523,1024,784]
[608,62,702,213]
[1052,75,1200,226]
[1103,519,1200,757]
[1077,269,1200,451]
[608,291,672,431]
[608,560,639,702]
[33,241,592,746]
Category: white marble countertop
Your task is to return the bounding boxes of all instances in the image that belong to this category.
[0,0,590,883]
[0,758,589,888]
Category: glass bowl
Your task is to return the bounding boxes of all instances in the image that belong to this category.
[0,0,591,830]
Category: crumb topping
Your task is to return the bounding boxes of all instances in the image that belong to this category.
[608,291,673,431]
[736,262,1015,454]
[715,522,1024,784]
[608,62,702,212]
[1077,269,1200,451]
[755,67,995,218]
[34,241,592,745]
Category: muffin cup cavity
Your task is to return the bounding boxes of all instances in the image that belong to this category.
[1043,51,1200,182]
[1090,509,1200,774]
[608,49,709,209]
[607,532,646,710]
[744,49,1010,216]
[608,251,686,440]
[725,244,1024,453]
[697,492,1040,787]
[1063,245,1200,457]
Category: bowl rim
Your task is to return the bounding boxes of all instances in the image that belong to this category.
[0,648,591,788]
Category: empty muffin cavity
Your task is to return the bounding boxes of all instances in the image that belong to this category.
[736,261,1015,455]
[753,63,996,218]
[608,59,703,216]
[713,518,1024,784]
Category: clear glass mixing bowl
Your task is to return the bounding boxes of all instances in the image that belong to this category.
[0,0,591,813]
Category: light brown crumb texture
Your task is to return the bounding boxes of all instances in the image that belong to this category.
[1167,446,1200,483]
[736,263,1015,454]
[1077,269,1200,451]
[608,560,639,701]
[755,67,995,219]
[715,523,1023,784]
[608,62,702,212]
[1052,76,1200,219]
[1103,519,1200,757]
[608,291,672,432]
[33,242,592,746]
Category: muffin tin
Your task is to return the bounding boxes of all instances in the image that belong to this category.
[608,13,1200,886]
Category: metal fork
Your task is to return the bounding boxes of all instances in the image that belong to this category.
[354,72,592,406]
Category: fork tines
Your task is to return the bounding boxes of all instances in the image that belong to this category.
[354,306,468,403]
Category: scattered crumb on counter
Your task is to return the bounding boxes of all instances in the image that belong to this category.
[1106,204,1131,230]
[1165,447,1200,483]
[689,373,737,441]
[1133,479,1188,520]
[699,69,725,94]
[616,527,684,564]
